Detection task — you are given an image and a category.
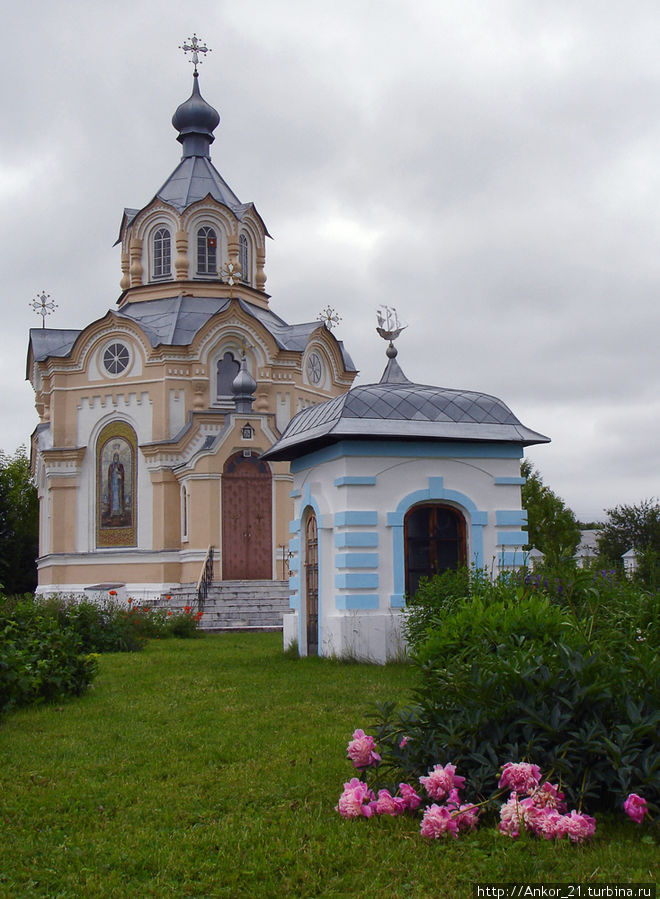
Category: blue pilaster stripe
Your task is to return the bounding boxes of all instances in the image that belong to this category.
[496,510,528,526]
[390,594,406,608]
[334,511,378,527]
[335,594,380,611]
[494,476,526,485]
[289,520,301,534]
[335,553,379,569]
[335,531,379,548]
[289,593,300,610]
[335,572,379,589]
[498,549,530,567]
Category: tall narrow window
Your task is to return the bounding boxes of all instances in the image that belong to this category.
[197,226,218,275]
[217,351,241,398]
[239,233,250,284]
[153,228,171,279]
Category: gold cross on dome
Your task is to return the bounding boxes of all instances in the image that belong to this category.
[180,34,211,73]
[222,261,243,297]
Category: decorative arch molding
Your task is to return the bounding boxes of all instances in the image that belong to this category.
[133,204,180,242]
[96,420,138,548]
[195,315,272,370]
[386,477,488,608]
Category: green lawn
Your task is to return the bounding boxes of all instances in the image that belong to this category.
[0,633,656,898]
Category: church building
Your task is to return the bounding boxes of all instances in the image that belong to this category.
[27,56,357,601]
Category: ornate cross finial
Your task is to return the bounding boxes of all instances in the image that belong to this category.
[30,291,58,328]
[376,305,406,350]
[221,261,243,298]
[179,34,211,73]
[317,305,342,331]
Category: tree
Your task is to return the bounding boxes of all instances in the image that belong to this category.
[597,499,660,578]
[0,447,39,594]
[521,459,581,564]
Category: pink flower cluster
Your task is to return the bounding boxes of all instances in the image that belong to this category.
[335,779,423,819]
[346,729,381,769]
[419,763,466,800]
[498,763,595,844]
[418,766,479,839]
[623,793,648,824]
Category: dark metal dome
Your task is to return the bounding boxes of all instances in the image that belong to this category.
[171,73,220,158]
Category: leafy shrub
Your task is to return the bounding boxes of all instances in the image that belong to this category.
[0,601,98,714]
[373,570,660,817]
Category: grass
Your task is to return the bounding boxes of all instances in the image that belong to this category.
[0,633,657,898]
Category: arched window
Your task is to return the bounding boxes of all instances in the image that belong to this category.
[239,233,250,284]
[197,225,217,275]
[153,228,171,279]
[404,504,466,600]
[216,351,241,398]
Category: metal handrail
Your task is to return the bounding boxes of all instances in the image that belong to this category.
[196,545,214,614]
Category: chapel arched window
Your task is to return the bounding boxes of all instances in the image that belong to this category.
[197,226,218,276]
[239,233,250,284]
[153,228,171,279]
[217,351,241,398]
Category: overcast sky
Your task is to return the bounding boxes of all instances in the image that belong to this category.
[3,0,660,521]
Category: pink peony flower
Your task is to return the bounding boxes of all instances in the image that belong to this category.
[499,793,527,838]
[419,763,466,801]
[372,789,406,816]
[346,729,381,769]
[623,793,648,824]
[335,777,375,818]
[562,809,596,844]
[529,808,566,840]
[420,804,459,839]
[454,803,480,832]
[398,782,423,811]
[498,762,542,796]
[530,781,566,812]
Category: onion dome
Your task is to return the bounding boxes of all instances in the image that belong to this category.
[232,356,257,413]
[171,73,220,159]
[263,345,549,461]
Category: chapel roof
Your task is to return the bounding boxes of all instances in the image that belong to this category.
[27,298,356,371]
[262,348,549,460]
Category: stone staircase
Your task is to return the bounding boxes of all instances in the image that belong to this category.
[160,580,290,631]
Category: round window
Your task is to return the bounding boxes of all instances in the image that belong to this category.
[307,352,323,385]
[103,342,130,375]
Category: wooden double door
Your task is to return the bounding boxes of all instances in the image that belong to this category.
[222,452,272,580]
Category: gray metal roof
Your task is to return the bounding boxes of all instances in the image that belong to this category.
[263,352,549,460]
[27,298,356,373]
[28,329,82,363]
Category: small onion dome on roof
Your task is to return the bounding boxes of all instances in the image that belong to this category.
[232,356,257,413]
[172,72,220,158]
[262,344,550,461]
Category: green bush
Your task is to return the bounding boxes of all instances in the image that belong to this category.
[0,602,98,714]
[373,569,660,816]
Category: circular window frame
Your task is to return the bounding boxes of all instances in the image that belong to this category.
[101,341,132,378]
[306,351,323,385]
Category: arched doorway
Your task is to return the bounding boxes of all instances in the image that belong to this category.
[304,510,319,655]
[222,452,272,579]
[404,503,466,599]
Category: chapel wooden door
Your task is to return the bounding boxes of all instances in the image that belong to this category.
[305,512,319,655]
[404,503,466,600]
[222,452,272,579]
